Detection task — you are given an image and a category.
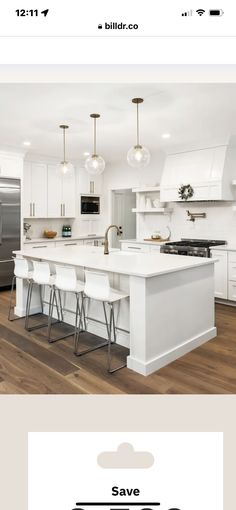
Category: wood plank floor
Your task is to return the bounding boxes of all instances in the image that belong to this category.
[0,290,236,394]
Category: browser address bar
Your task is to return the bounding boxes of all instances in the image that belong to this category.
[0,0,233,37]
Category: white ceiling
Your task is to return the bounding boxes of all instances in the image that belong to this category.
[1,83,236,163]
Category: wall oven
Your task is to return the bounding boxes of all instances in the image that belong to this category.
[80,195,100,215]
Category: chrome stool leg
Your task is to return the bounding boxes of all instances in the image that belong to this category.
[47,288,77,344]
[74,293,108,356]
[107,302,127,374]
[25,280,33,331]
[8,275,16,321]
[25,281,60,333]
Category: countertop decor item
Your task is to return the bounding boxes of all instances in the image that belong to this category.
[62,225,72,237]
[127,97,151,168]
[178,184,194,200]
[43,230,57,239]
[57,124,74,175]
[85,113,105,175]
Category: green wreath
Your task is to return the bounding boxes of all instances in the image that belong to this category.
[178,184,194,200]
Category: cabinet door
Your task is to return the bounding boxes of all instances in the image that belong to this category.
[23,162,32,218]
[62,170,76,218]
[228,281,236,301]
[121,242,149,253]
[31,163,48,218]
[47,165,63,218]
[211,250,228,299]
[149,245,161,252]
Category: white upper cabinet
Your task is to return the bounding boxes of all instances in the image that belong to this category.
[62,171,76,217]
[24,162,76,219]
[0,151,24,179]
[78,167,103,195]
[47,164,62,217]
[23,161,32,218]
[23,162,47,218]
[47,164,76,218]
[160,145,236,202]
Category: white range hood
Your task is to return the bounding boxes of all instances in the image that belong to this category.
[160,144,236,202]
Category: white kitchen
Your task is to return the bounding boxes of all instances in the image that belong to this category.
[0,82,236,394]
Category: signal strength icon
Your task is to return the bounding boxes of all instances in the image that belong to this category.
[196,9,205,16]
[181,10,193,16]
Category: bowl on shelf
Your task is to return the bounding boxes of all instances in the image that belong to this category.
[43,230,57,239]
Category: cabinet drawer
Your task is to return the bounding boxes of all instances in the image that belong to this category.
[121,243,149,253]
[228,261,236,281]
[28,242,54,249]
[149,245,161,252]
[228,251,236,264]
[56,241,78,247]
[228,281,236,301]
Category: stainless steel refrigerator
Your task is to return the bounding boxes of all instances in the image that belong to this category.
[0,178,21,288]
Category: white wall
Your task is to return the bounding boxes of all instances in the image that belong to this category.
[103,149,167,236]
[102,149,236,243]
[170,201,236,243]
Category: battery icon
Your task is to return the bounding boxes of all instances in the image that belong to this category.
[209,9,224,16]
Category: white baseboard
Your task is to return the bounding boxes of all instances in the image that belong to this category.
[127,327,217,376]
[14,305,42,318]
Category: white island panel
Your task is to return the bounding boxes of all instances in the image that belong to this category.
[14,246,216,376]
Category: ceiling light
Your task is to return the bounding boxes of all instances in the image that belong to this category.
[23,141,31,146]
[85,114,105,175]
[162,133,171,139]
[57,125,74,175]
[83,151,90,156]
[127,97,150,169]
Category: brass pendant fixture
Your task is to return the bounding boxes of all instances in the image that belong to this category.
[127,98,150,168]
[57,124,74,175]
[85,114,105,175]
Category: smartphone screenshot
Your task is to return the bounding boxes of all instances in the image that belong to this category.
[0,2,235,509]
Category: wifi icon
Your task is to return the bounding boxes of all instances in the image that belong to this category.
[196,9,205,16]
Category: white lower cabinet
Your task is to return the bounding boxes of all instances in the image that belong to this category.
[228,281,236,301]
[121,242,149,253]
[121,242,160,253]
[211,250,228,299]
[23,242,54,251]
[149,245,161,252]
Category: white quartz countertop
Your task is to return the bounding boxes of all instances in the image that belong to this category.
[24,234,104,244]
[14,245,215,278]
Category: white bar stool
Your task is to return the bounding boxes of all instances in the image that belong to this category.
[47,265,85,343]
[74,270,129,373]
[25,260,61,332]
[8,257,33,321]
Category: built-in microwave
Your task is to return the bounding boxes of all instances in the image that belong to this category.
[80,195,100,215]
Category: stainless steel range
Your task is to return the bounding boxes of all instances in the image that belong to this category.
[160,238,227,258]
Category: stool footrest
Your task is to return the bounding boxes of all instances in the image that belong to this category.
[74,339,109,356]
[48,330,75,343]
[109,362,127,374]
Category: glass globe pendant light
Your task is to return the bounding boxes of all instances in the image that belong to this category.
[57,125,74,175]
[85,113,105,175]
[127,97,150,168]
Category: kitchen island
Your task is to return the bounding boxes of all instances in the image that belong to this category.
[14,245,216,376]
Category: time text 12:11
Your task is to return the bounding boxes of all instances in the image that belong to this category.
[15,9,49,17]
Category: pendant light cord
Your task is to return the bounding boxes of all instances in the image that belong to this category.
[63,127,66,163]
[136,102,140,146]
[94,117,97,155]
